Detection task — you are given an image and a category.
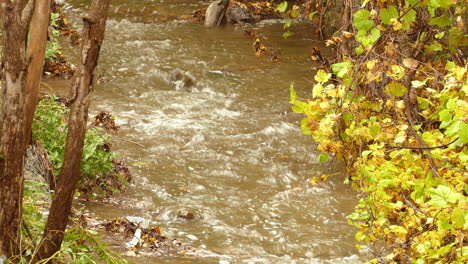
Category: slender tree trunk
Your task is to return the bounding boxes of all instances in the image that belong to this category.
[339,0,353,57]
[0,0,35,259]
[34,0,110,261]
[25,0,51,144]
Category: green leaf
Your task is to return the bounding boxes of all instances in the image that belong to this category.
[331,62,352,78]
[401,9,416,30]
[314,69,331,83]
[353,9,374,31]
[385,82,407,97]
[292,100,308,113]
[370,125,380,137]
[284,19,292,29]
[448,27,468,46]
[437,216,452,230]
[312,83,324,98]
[355,45,364,54]
[300,117,312,135]
[429,15,452,27]
[435,31,445,39]
[289,84,297,102]
[459,122,468,143]
[283,30,293,39]
[356,28,380,47]
[380,6,398,25]
[308,11,318,21]
[429,0,453,9]
[276,1,288,13]
[452,208,467,229]
[438,109,452,122]
[417,97,431,109]
[444,119,461,137]
[428,185,462,208]
[424,42,443,53]
[318,153,329,163]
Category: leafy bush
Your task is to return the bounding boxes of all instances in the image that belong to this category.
[290,0,467,263]
[32,97,119,197]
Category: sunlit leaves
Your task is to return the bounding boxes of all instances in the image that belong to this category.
[290,1,467,262]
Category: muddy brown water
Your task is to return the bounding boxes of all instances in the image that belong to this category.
[53,1,365,263]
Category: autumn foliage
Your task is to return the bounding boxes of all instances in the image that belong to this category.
[290,0,467,262]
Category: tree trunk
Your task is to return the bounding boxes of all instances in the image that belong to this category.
[0,0,35,259]
[25,0,51,145]
[34,0,110,261]
[339,0,354,57]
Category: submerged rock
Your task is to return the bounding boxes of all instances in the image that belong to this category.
[176,210,196,220]
[169,70,196,91]
[227,4,256,24]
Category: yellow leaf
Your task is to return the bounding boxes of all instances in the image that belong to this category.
[325,39,337,46]
[342,31,354,38]
[394,131,407,143]
[392,19,402,30]
[396,100,405,110]
[403,58,418,69]
[309,177,319,185]
[388,65,405,80]
[366,59,378,70]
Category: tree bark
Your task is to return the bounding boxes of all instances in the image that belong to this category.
[25,0,51,145]
[34,0,110,261]
[0,0,35,259]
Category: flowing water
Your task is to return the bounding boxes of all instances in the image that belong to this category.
[57,1,364,263]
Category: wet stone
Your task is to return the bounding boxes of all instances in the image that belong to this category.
[176,210,196,220]
[125,216,150,228]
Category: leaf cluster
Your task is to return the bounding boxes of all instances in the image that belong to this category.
[291,0,467,262]
[32,97,124,198]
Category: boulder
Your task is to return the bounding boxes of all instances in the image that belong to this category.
[227,4,256,24]
[204,0,230,27]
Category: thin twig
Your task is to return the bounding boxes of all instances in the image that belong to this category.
[402,193,429,216]
[22,222,37,248]
[387,137,459,150]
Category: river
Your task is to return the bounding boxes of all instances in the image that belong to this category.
[57,1,363,263]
